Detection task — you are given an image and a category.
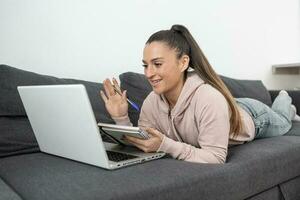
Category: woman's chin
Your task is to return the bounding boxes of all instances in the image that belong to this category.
[152,87,164,95]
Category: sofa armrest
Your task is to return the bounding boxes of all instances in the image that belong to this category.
[269,90,300,115]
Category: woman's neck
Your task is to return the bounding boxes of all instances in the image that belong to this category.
[164,76,186,109]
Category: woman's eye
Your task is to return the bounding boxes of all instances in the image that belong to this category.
[142,64,148,68]
[154,63,162,67]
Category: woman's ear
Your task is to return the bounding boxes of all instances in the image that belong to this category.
[180,55,190,72]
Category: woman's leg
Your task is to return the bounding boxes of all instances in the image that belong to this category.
[256,90,293,138]
[236,92,292,139]
[290,104,300,121]
[271,90,292,121]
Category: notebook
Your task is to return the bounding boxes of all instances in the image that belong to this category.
[98,123,150,146]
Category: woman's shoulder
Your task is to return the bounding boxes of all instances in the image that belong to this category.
[195,83,227,102]
[143,91,158,103]
[142,91,163,109]
[191,83,228,114]
[192,84,229,120]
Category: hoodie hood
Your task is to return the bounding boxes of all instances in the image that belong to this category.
[158,71,205,117]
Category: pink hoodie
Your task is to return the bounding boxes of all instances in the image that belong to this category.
[114,72,255,164]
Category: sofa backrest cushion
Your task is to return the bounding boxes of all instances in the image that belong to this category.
[220,75,272,107]
[0,65,113,122]
[0,64,113,157]
[119,72,273,125]
[0,117,39,158]
[119,72,152,126]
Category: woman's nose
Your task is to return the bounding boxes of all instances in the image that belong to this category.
[144,66,155,78]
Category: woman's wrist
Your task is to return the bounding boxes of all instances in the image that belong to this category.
[112,114,132,126]
[111,113,128,119]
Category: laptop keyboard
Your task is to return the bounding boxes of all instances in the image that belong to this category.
[106,151,138,162]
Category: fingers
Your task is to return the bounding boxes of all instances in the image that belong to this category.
[103,79,116,97]
[112,78,122,94]
[100,90,108,103]
[146,128,163,142]
[124,136,150,153]
[125,135,146,146]
[122,90,127,102]
[132,143,148,152]
[125,134,161,153]
[102,78,122,97]
[146,128,160,137]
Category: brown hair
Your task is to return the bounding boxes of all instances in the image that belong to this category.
[146,24,243,137]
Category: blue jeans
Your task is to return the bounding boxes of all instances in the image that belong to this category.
[236,93,292,139]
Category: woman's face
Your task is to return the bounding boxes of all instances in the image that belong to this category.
[142,42,188,96]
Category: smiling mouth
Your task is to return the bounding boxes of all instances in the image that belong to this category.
[150,79,162,86]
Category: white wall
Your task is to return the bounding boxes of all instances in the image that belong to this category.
[0,0,300,89]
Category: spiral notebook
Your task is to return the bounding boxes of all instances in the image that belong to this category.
[98,123,150,146]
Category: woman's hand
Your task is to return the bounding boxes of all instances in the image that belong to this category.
[124,128,164,153]
[100,78,128,118]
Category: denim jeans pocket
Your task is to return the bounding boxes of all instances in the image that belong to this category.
[253,110,269,138]
[236,98,267,119]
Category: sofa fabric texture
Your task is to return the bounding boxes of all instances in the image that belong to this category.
[0,135,300,200]
[0,117,38,157]
[0,65,113,121]
[219,75,273,107]
[0,178,22,200]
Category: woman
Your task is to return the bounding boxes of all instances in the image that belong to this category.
[100,24,298,164]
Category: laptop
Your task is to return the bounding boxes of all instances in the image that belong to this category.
[17,84,165,170]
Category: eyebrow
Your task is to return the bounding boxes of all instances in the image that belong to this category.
[142,57,164,64]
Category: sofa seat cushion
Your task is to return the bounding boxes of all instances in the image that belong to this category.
[246,186,283,200]
[0,178,22,200]
[0,135,299,200]
[279,175,300,200]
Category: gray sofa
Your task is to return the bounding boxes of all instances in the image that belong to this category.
[0,64,300,200]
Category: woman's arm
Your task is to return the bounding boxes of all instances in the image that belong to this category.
[158,136,227,163]
[157,91,230,163]
[136,89,230,164]
[112,115,133,126]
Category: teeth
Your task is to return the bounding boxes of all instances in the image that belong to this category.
[152,80,161,84]
[149,79,161,86]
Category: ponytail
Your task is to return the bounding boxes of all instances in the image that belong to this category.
[146,24,243,138]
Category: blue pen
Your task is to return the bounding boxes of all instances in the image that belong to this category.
[113,85,140,112]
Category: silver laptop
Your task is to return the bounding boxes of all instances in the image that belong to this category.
[17,84,165,170]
